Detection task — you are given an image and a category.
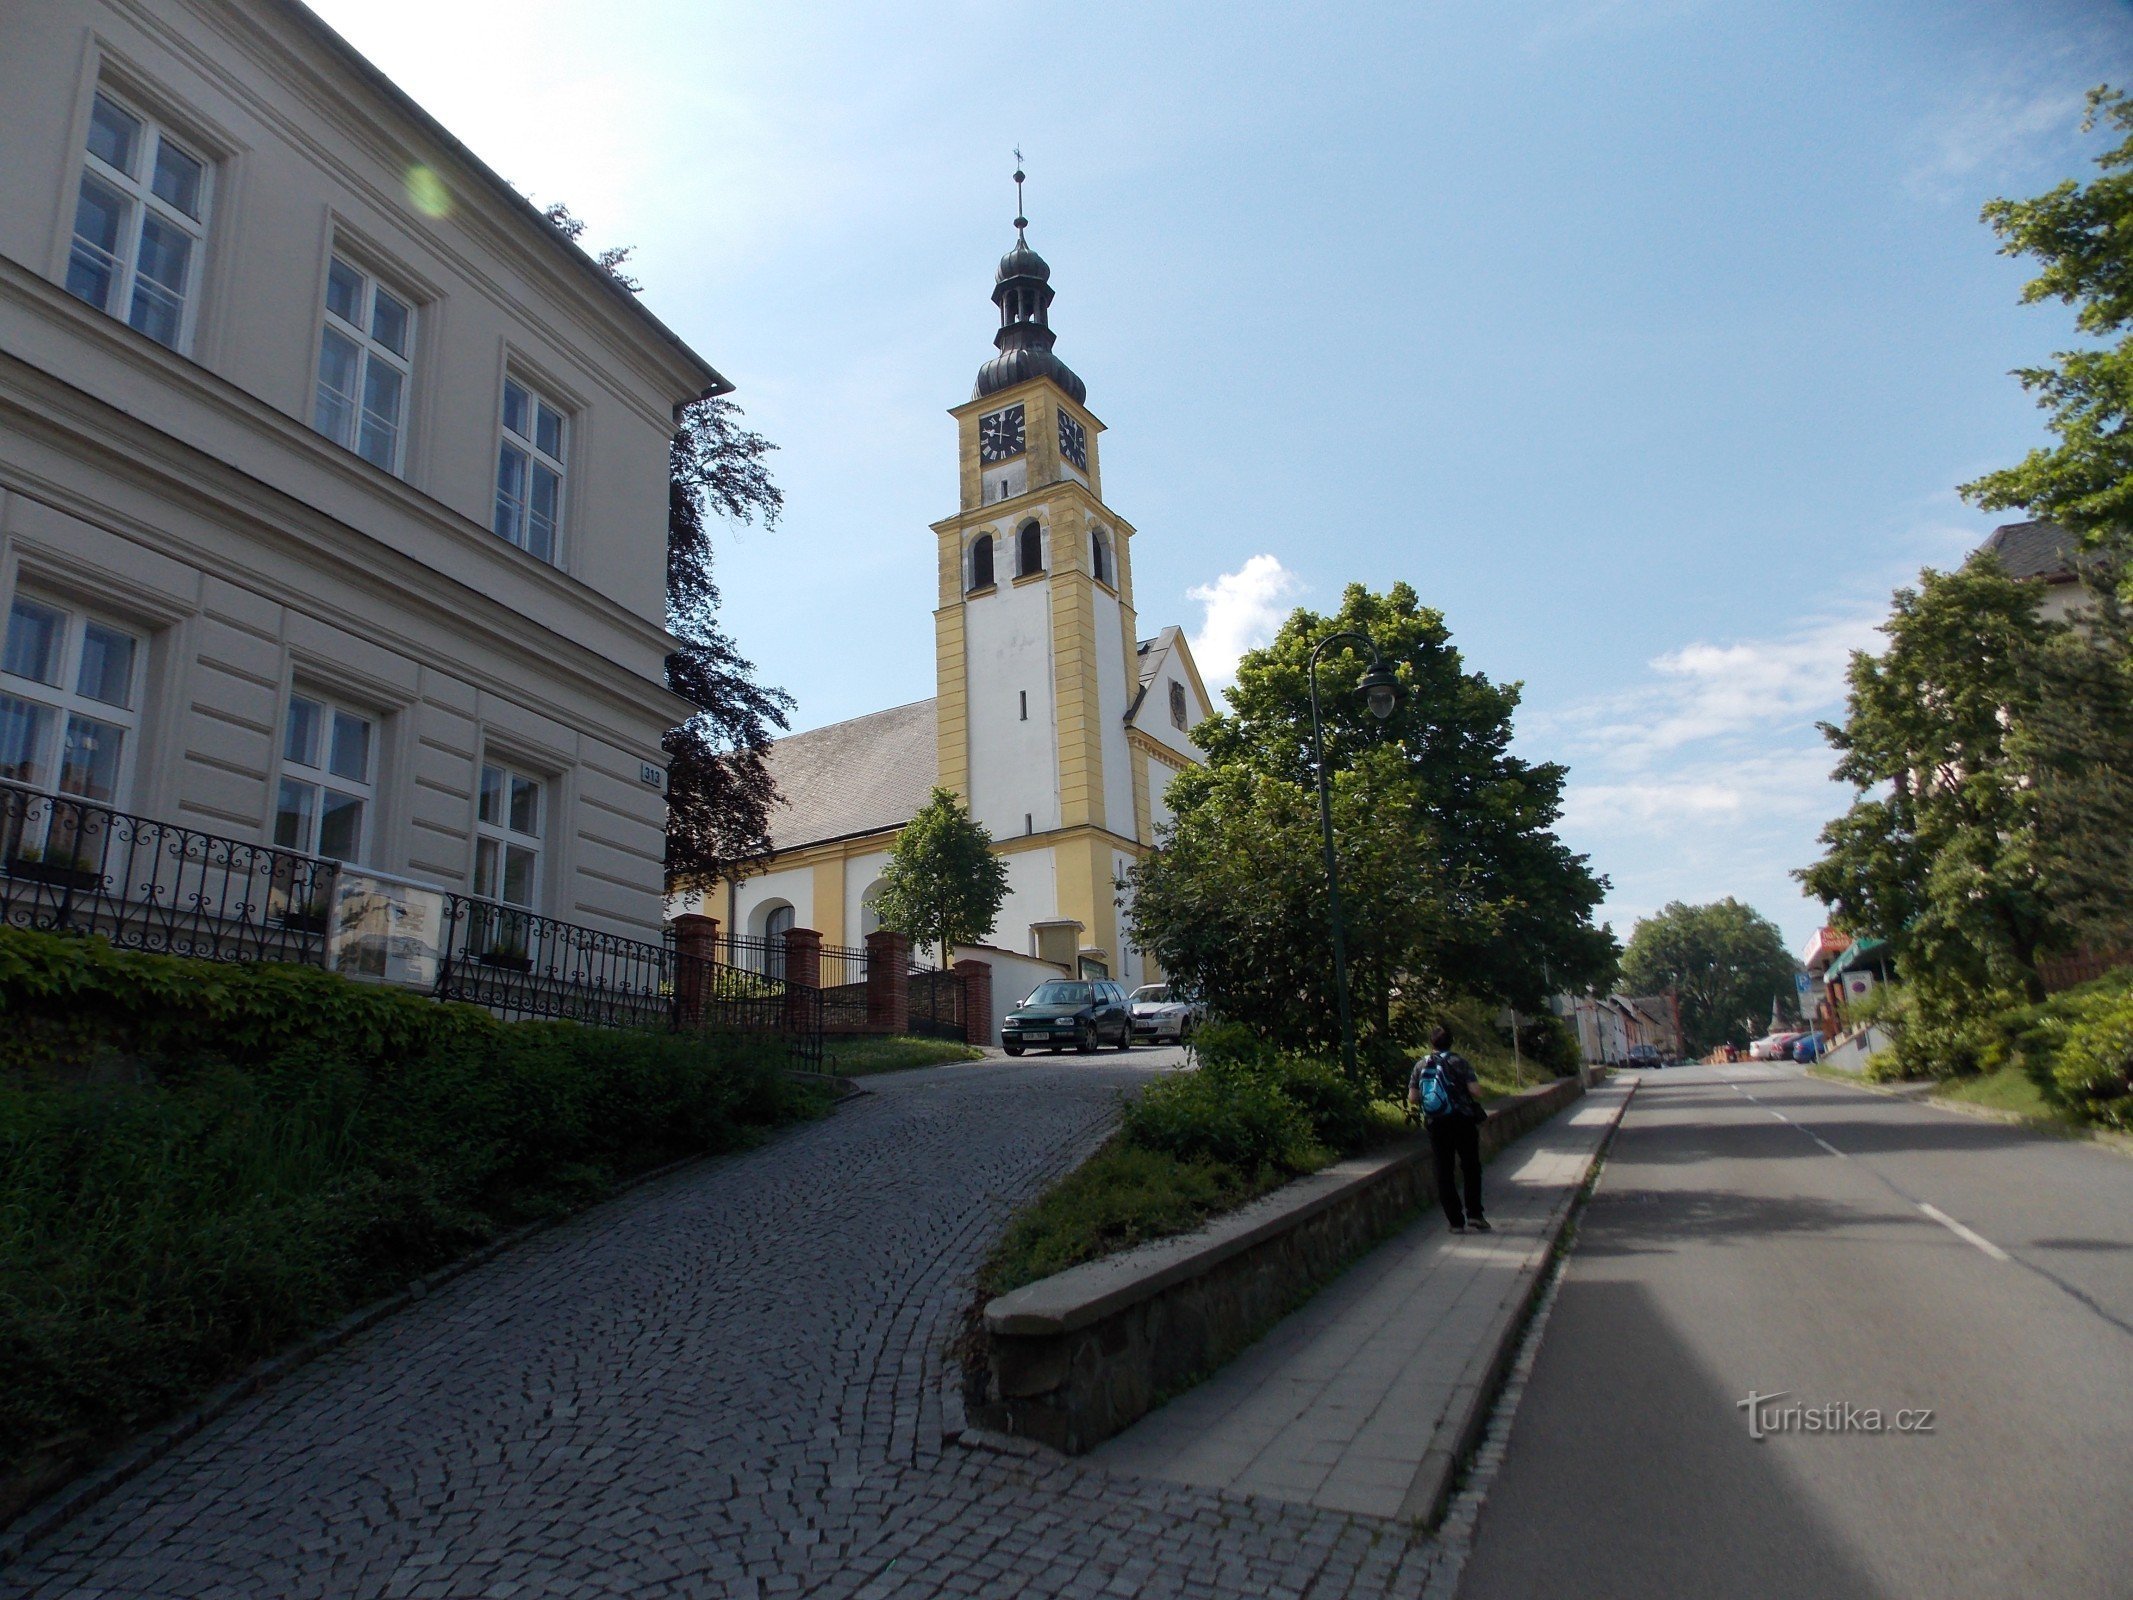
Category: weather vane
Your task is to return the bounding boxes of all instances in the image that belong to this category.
[1013,148,1027,238]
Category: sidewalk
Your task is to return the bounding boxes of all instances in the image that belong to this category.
[1088,1079,1634,1524]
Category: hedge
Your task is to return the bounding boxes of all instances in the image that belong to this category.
[0,928,826,1509]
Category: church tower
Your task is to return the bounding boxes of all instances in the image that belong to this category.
[932,170,1144,975]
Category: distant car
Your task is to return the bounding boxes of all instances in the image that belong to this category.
[1791,1033,1824,1063]
[1749,1031,1804,1061]
[1625,1044,1665,1070]
[1128,983,1204,1043]
[1002,979,1134,1056]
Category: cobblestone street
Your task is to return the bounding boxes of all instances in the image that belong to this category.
[3,1057,1443,1599]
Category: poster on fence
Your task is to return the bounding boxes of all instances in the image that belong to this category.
[328,870,444,988]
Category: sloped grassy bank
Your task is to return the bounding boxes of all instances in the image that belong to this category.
[0,928,828,1521]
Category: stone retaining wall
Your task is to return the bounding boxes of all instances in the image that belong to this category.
[968,1074,1586,1454]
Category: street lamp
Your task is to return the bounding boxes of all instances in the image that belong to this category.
[1306,631,1400,1083]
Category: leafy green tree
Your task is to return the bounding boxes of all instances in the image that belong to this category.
[1619,899,1799,1055]
[1798,557,2064,1001]
[1962,88,2133,552]
[1192,582,1616,1007]
[1127,751,1445,1082]
[872,789,1011,968]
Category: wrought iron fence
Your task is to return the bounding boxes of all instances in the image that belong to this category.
[818,942,872,1030]
[907,965,963,1040]
[0,780,337,965]
[716,931,788,978]
[0,782,823,1068]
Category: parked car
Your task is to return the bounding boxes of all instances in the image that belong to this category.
[1748,1031,1804,1061]
[1002,979,1134,1056]
[1791,1033,1824,1063]
[1624,1044,1664,1070]
[1127,983,1204,1043]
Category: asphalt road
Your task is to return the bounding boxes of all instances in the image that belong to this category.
[1458,1063,2133,1600]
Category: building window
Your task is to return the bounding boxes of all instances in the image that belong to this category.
[0,595,141,805]
[1170,680,1187,730]
[275,693,374,863]
[64,90,209,350]
[968,532,994,592]
[474,760,542,908]
[1017,521,1043,578]
[494,377,566,562]
[1091,527,1112,586]
[314,255,414,473]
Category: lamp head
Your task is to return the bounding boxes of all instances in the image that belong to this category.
[1359,661,1399,721]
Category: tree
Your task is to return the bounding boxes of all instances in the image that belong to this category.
[1619,899,1798,1056]
[1962,87,2133,554]
[540,203,794,891]
[1192,582,1616,1007]
[1797,556,2063,1001]
[1127,751,1446,1081]
[871,789,1011,968]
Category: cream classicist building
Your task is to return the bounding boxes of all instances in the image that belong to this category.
[0,0,720,939]
[712,197,1211,984]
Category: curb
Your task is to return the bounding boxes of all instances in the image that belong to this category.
[1811,1068,2133,1161]
[0,1079,858,1569]
[1399,1078,1637,1530]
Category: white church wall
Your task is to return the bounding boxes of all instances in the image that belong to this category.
[1094,595,1136,837]
[993,846,1060,955]
[1111,848,1144,986]
[732,866,812,940]
[843,849,893,943]
[1148,757,1180,835]
[1139,657,1204,765]
[965,565,1060,842]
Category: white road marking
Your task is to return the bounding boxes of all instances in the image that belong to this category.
[1811,1135,1845,1159]
[1919,1203,2011,1262]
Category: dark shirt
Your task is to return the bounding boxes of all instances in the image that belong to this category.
[1409,1050,1480,1119]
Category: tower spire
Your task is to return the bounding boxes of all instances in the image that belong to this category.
[973,156,1086,404]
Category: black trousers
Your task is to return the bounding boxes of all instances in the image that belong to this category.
[1427,1114,1484,1227]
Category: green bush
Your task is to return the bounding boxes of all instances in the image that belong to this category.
[1213,1053,1377,1154]
[1120,1067,1321,1175]
[0,928,824,1497]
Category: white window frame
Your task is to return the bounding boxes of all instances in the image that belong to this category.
[273,691,376,866]
[0,592,144,810]
[314,253,416,475]
[493,375,568,564]
[473,758,544,911]
[64,87,211,352]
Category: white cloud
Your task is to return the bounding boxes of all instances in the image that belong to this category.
[1188,555,1303,688]
[1906,83,2090,197]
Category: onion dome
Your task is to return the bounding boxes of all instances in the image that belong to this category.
[974,167,1086,405]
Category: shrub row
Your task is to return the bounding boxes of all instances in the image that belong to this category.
[0,928,825,1500]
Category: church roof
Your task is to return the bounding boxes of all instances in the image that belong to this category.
[1979,519,2079,583]
[760,698,938,853]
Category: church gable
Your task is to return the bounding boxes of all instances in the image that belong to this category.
[1127,626,1213,760]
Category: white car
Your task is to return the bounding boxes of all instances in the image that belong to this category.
[1128,984,1204,1043]
[1748,1031,1804,1061]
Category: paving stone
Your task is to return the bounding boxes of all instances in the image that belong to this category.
[0,1058,1445,1600]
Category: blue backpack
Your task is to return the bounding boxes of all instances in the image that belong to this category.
[1417,1053,1458,1118]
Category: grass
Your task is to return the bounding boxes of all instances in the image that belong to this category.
[818,1035,985,1076]
[1931,1064,2065,1121]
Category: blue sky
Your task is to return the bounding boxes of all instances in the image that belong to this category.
[314,0,2132,955]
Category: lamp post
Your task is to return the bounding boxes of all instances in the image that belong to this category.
[1306,630,1400,1083]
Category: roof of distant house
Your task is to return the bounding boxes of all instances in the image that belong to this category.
[1980,520,2079,584]
[758,699,938,853]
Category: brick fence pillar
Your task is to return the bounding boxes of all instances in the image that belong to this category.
[670,912,720,1028]
[782,926,822,1032]
[865,928,910,1034]
[953,957,993,1047]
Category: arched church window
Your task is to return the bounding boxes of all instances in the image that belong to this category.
[1091,527,1112,587]
[969,533,994,592]
[1170,680,1188,730]
[1017,521,1043,578]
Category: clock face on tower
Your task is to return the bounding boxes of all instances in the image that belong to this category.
[978,404,1026,463]
[1057,410,1088,469]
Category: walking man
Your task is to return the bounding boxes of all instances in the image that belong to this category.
[1410,1025,1490,1234]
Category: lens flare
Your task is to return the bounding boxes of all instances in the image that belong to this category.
[405,165,452,219]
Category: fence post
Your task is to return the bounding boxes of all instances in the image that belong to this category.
[953,957,993,1047]
[783,926,822,1031]
[866,928,910,1034]
[672,912,719,1028]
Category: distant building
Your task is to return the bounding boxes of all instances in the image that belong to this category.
[1,1,722,938]
[1979,520,2086,624]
